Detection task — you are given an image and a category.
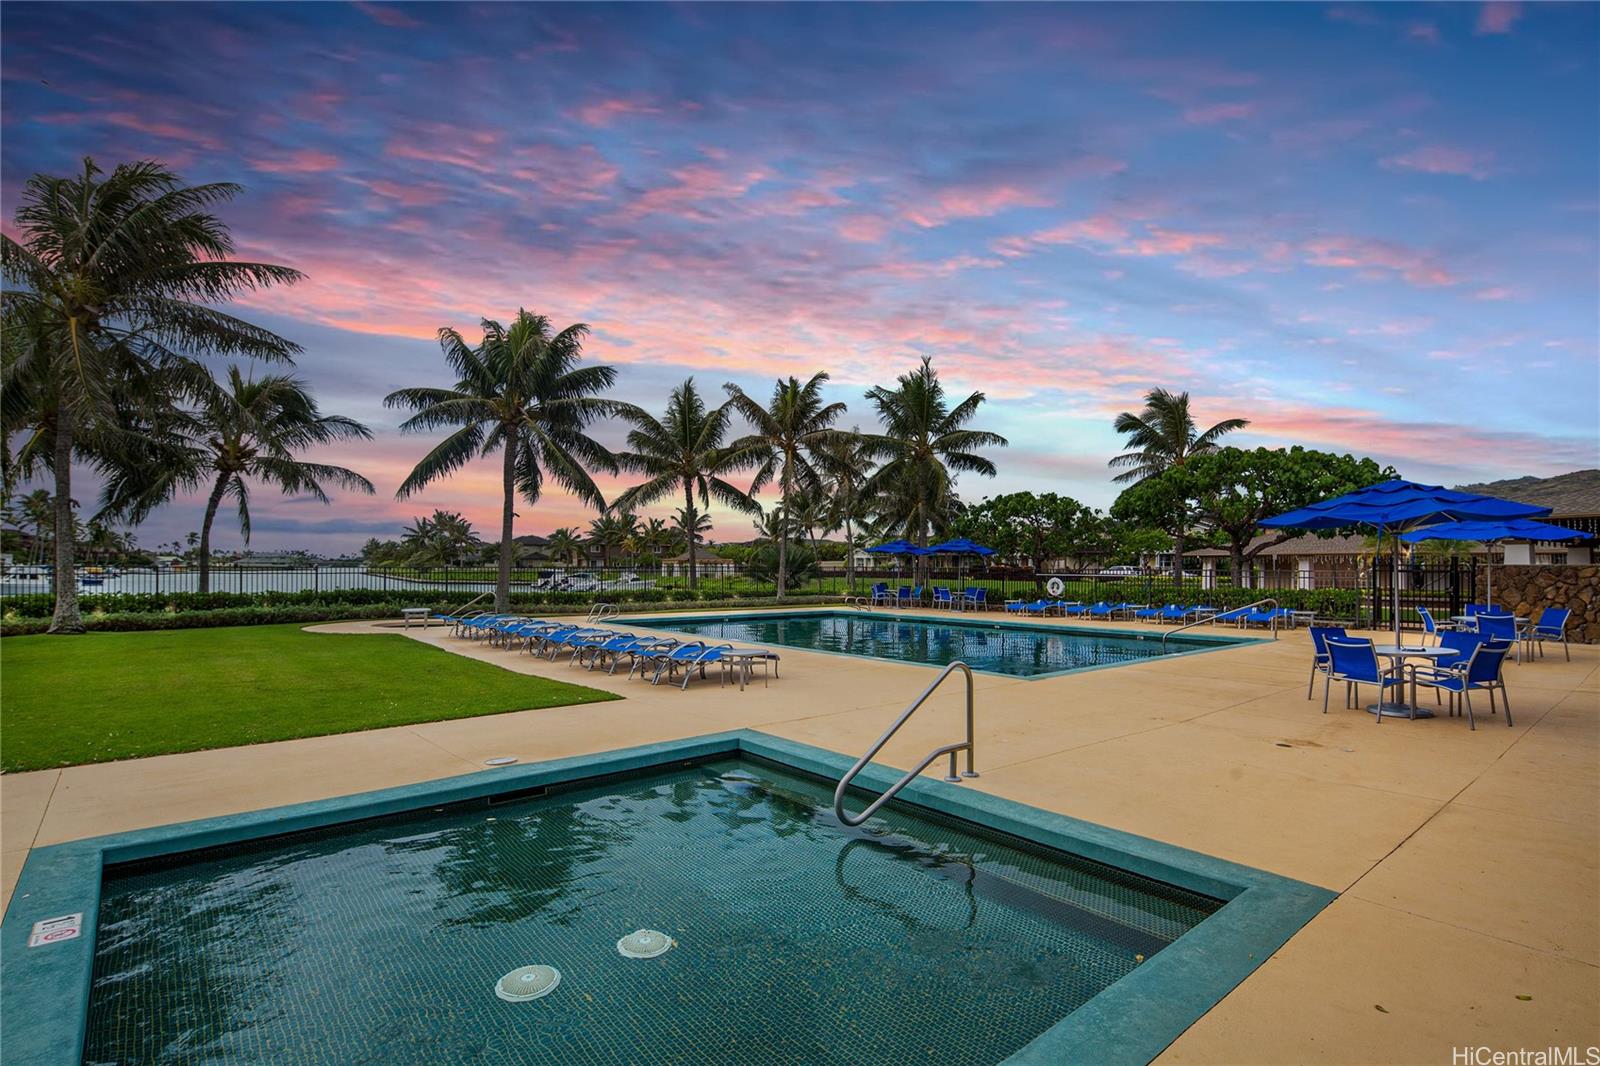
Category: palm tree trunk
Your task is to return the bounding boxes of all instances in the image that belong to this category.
[844,516,856,592]
[1172,530,1186,588]
[497,432,515,611]
[197,472,229,595]
[48,411,84,634]
[683,481,698,592]
[776,503,789,603]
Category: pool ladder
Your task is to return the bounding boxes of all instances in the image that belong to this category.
[832,661,977,827]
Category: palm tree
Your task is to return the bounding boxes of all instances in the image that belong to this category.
[103,366,373,592]
[724,372,846,600]
[385,311,626,611]
[861,358,1006,563]
[638,517,674,562]
[586,511,638,566]
[18,488,53,565]
[672,507,712,561]
[613,379,759,590]
[2,158,302,632]
[1109,387,1248,580]
[545,526,583,566]
[817,429,877,591]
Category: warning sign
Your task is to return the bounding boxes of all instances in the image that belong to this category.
[28,913,82,948]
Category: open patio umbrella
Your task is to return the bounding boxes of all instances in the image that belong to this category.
[1399,518,1592,607]
[927,537,996,557]
[865,539,929,555]
[1259,479,1551,650]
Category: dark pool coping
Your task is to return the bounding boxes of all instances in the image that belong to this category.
[0,731,1333,1066]
[617,608,1268,680]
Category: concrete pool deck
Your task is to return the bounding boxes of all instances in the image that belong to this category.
[3,608,1596,1063]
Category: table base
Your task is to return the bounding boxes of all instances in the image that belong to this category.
[1366,702,1436,719]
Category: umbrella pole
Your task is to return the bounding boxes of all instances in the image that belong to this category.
[1392,527,1403,647]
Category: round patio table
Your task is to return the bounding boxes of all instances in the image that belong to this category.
[1369,645,1452,718]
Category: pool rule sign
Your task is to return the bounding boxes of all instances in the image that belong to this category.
[28,912,82,948]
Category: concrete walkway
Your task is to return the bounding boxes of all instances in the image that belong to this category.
[3,610,1596,1063]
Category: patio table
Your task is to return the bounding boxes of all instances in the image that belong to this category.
[1370,645,1452,718]
[401,607,431,629]
[722,650,780,691]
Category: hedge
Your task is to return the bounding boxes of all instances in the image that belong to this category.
[0,594,844,636]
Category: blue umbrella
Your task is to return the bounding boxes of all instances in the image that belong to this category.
[1260,479,1551,648]
[1399,518,1592,606]
[865,539,930,555]
[927,538,996,557]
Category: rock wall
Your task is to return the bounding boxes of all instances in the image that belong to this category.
[1478,565,1600,643]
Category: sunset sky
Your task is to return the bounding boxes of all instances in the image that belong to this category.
[3,1,1597,552]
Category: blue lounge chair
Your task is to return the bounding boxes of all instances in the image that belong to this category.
[1527,607,1572,661]
[1323,638,1408,721]
[1213,606,1252,626]
[1133,604,1170,622]
[1306,625,1347,699]
[1412,639,1513,729]
[1086,601,1120,619]
[613,637,680,676]
[1158,604,1190,622]
[1180,605,1217,622]
[1062,602,1095,617]
[651,641,734,689]
[1241,607,1293,629]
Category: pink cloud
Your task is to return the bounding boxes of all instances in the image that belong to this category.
[353,2,422,29]
[251,148,341,174]
[1302,235,1459,286]
[904,184,1051,228]
[1476,1,1522,34]
[1381,144,1495,180]
[359,177,449,208]
[837,214,890,243]
[1130,227,1225,256]
[1182,102,1256,125]
[571,97,662,127]
[1474,286,1518,301]
[615,162,770,221]
[384,125,502,173]
[37,110,222,151]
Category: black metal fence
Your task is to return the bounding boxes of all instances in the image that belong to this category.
[5,559,1485,628]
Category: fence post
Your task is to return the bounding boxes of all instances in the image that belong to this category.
[313,565,319,594]
[1448,558,1460,618]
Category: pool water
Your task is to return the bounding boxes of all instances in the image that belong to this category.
[633,610,1240,678]
[85,759,1220,1065]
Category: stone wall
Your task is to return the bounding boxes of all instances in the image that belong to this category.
[1477,565,1600,643]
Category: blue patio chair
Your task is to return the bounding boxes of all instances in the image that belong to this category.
[869,582,893,606]
[1432,630,1486,671]
[1416,606,1463,644]
[932,587,955,610]
[1323,638,1408,720]
[963,587,988,611]
[1475,614,1520,661]
[1527,607,1572,661]
[1412,639,1513,730]
[1306,625,1347,699]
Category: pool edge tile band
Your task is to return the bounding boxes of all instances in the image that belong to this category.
[0,730,1333,1066]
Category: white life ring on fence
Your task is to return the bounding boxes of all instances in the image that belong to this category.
[1045,577,1065,597]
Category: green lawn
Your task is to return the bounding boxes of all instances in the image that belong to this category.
[0,624,620,773]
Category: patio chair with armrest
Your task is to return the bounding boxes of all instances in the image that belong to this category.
[869,582,893,607]
[931,587,955,610]
[1474,614,1521,662]
[1323,638,1408,721]
[1306,625,1347,699]
[962,587,988,611]
[1411,639,1513,730]
[1527,607,1572,661]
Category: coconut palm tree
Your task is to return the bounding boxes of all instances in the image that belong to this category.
[861,357,1006,558]
[586,511,637,567]
[385,310,627,611]
[1109,388,1249,484]
[18,488,54,565]
[817,429,876,591]
[545,526,583,566]
[613,379,759,590]
[2,158,303,631]
[724,372,846,600]
[103,366,373,592]
[1108,387,1248,579]
[672,507,712,557]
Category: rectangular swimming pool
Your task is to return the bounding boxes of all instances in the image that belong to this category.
[3,733,1333,1066]
[626,610,1256,678]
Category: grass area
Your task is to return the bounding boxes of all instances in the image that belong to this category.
[0,624,620,773]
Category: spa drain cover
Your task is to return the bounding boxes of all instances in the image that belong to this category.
[495,964,561,1002]
[617,929,674,959]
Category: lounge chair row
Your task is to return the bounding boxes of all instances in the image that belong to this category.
[430,611,780,690]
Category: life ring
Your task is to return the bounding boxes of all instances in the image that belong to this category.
[1045,576,1065,597]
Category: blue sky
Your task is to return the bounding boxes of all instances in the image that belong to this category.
[3,1,1597,550]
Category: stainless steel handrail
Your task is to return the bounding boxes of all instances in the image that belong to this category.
[833,661,977,827]
[842,595,873,611]
[1162,596,1279,649]
[587,602,620,624]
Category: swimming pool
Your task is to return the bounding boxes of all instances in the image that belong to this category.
[626,610,1256,678]
[3,733,1333,1065]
